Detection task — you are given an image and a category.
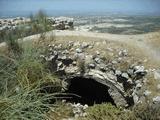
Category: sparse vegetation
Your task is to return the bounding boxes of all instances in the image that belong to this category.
[5,30,23,57]
[0,34,61,120]
[47,102,74,120]
[78,103,134,120]
[0,10,53,43]
[77,59,86,74]
[29,10,52,34]
[0,11,160,120]
[0,87,52,120]
[132,102,160,120]
[1,33,160,119]
[147,31,160,50]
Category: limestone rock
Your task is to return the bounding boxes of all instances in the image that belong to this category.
[94,57,101,64]
[70,103,88,118]
[121,73,129,80]
[112,60,118,64]
[85,55,94,65]
[76,48,83,53]
[144,90,151,97]
[134,66,146,74]
[88,63,96,69]
[118,49,128,57]
[65,66,79,74]
[153,96,160,103]
[115,70,122,76]
[108,88,128,107]
[136,83,142,89]
[81,42,89,49]
[96,51,100,55]
[133,94,139,104]
[154,70,160,80]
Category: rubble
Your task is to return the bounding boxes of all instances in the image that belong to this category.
[41,42,150,107]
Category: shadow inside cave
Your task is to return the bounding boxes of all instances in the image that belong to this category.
[65,77,116,106]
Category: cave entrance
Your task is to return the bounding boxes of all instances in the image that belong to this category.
[65,77,115,106]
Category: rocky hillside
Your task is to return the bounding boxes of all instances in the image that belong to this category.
[0,16,73,31]
[0,14,160,120]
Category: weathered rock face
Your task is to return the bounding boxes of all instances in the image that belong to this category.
[41,42,148,108]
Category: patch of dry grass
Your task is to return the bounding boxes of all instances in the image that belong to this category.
[47,102,74,120]
[78,103,134,120]
[146,31,160,50]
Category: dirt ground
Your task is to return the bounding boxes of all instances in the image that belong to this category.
[0,30,160,68]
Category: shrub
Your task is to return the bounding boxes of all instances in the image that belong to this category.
[30,10,52,34]
[5,30,23,57]
[15,41,61,89]
[16,59,44,88]
[80,103,134,120]
[132,102,160,120]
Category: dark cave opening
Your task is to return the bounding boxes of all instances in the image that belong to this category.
[65,77,116,106]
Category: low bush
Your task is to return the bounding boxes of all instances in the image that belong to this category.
[5,30,23,57]
[80,103,134,120]
[132,102,160,120]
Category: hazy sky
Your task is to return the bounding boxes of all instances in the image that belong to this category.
[0,0,160,16]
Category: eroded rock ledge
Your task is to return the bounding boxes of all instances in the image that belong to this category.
[41,41,148,107]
